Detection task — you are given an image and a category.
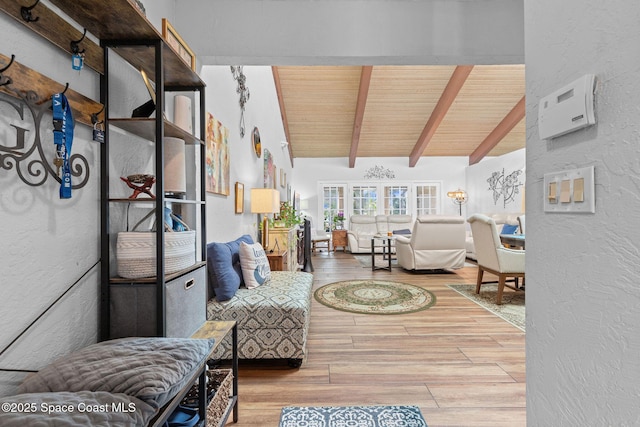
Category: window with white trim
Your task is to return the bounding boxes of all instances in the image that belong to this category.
[414,183,440,215]
[322,185,346,231]
[319,181,441,220]
[383,185,409,215]
[352,185,378,216]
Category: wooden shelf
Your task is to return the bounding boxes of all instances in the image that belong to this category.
[0,0,104,74]
[109,261,206,284]
[110,118,203,145]
[109,198,204,204]
[0,53,103,127]
[50,0,203,88]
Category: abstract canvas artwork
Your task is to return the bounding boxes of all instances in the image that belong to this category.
[264,149,276,189]
[206,113,230,195]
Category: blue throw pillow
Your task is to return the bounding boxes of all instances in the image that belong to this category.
[392,228,412,235]
[206,235,254,301]
[501,224,519,234]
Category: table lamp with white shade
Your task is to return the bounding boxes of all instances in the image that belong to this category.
[251,188,280,249]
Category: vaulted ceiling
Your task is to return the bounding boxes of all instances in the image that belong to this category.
[272,65,525,167]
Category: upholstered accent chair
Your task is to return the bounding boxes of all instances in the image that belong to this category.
[310,229,331,252]
[395,215,466,271]
[468,214,525,304]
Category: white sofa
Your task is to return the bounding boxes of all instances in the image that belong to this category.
[396,215,466,270]
[465,212,523,260]
[347,214,413,253]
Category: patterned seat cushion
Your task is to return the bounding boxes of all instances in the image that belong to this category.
[206,271,313,360]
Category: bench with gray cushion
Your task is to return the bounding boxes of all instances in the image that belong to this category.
[0,337,215,426]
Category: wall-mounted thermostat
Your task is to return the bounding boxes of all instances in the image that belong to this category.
[538,74,597,140]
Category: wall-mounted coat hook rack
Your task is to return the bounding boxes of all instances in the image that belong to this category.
[70,28,87,55]
[20,0,40,23]
[61,82,69,95]
[0,54,15,87]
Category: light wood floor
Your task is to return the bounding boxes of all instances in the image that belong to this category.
[226,251,525,426]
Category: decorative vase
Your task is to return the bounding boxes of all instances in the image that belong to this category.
[164,137,186,195]
[174,95,193,134]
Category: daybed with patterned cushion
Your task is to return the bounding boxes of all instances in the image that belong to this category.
[0,337,215,426]
[207,235,314,367]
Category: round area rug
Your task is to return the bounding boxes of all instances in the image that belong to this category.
[314,280,436,315]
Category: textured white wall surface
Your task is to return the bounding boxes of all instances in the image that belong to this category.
[175,0,524,66]
[525,1,640,425]
[465,149,525,215]
[0,14,100,395]
[0,1,175,396]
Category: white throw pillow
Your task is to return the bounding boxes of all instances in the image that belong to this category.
[239,242,271,289]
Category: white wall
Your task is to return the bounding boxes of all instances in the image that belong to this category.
[293,156,468,222]
[0,13,100,394]
[465,148,525,215]
[200,66,290,243]
[525,1,640,425]
[0,1,177,396]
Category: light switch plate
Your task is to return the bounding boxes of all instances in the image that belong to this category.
[543,166,595,213]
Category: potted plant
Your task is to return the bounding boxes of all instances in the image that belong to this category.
[271,201,303,228]
[333,212,345,230]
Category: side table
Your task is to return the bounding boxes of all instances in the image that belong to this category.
[191,320,239,424]
[267,250,288,271]
[332,229,348,252]
[371,236,395,271]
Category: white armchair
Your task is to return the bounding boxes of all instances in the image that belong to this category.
[396,215,466,271]
[468,214,525,304]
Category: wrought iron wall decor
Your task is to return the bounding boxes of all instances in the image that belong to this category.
[0,90,89,189]
[230,66,250,137]
[487,168,523,208]
[364,165,396,180]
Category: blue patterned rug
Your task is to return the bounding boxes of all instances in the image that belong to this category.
[279,405,428,427]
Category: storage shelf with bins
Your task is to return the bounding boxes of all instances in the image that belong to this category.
[46,0,207,341]
[18,1,231,425]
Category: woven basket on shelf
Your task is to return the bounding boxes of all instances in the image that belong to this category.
[116,210,195,279]
[181,369,233,427]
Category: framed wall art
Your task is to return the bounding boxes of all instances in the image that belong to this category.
[235,182,244,213]
[162,19,196,71]
[264,149,276,189]
[205,113,230,195]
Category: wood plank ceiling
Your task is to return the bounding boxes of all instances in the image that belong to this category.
[273,65,525,167]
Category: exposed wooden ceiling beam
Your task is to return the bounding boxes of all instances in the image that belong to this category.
[468,95,526,165]
[408,65,474,167]
[272,66,294,168]
[349,66,373,168]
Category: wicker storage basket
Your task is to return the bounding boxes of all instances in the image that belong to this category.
[116,211,196,279]
[181,369,233,427]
